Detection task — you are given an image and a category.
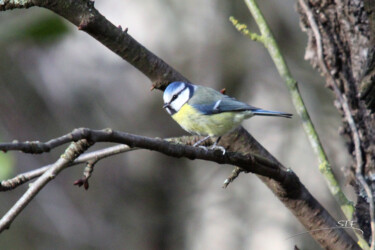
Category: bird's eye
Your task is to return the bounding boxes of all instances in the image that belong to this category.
[172,94,178,101]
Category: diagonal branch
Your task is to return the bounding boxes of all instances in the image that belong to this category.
[0,144,135,191]
[0,139,93,233]
[1,0,188,90]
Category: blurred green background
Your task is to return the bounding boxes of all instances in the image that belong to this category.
[0,1,352,249]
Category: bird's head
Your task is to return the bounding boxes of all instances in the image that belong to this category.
[163,81,195,115]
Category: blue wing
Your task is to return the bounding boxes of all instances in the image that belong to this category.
[191,97,257,114]
[189,86,258,115]
[189,85,292,118]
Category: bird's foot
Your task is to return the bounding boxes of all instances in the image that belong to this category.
[193,136,226,155]
[210,145,226,155]
[197,145,225,155]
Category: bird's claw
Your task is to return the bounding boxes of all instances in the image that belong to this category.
[197,145,225,155]
[193,136,226,155]
[210,145,226,155]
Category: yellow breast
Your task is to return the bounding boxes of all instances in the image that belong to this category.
[172,103,246,136]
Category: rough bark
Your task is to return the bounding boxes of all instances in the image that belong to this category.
[297,0,375,243]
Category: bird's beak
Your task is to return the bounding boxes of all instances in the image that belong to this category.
[163,103,169,109]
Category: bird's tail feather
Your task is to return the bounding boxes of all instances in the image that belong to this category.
[252,109,292,118]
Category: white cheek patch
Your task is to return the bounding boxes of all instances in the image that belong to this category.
[170,88,190,111]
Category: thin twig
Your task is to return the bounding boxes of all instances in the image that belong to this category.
[298,0,373,248]
[0,139,93,232]
[73,160,96,190]
[222,167,244,188]
[0,144,136,191]
[231,0,354,221]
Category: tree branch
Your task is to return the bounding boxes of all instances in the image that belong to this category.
[0,128,292,182]
[0,0,187,90]
[0,129,293,233]
[0,0,361,248]
[0,144,135,191]
[0,136,216,191]
[0,139,93,232]
[0,128,361,248]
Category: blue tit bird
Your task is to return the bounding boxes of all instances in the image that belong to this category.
[163,81,292,151]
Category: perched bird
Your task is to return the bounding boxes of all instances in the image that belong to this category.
[163,81,292,151]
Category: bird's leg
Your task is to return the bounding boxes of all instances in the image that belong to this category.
[209,136,226,155]
[194,136,214,152]
[193,135,211,147]
[193,136,226,155]
[212,136,221,147]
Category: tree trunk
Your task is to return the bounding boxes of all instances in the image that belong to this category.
[297,0,375,242]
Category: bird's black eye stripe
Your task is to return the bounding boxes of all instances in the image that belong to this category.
[170,85,189,103]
